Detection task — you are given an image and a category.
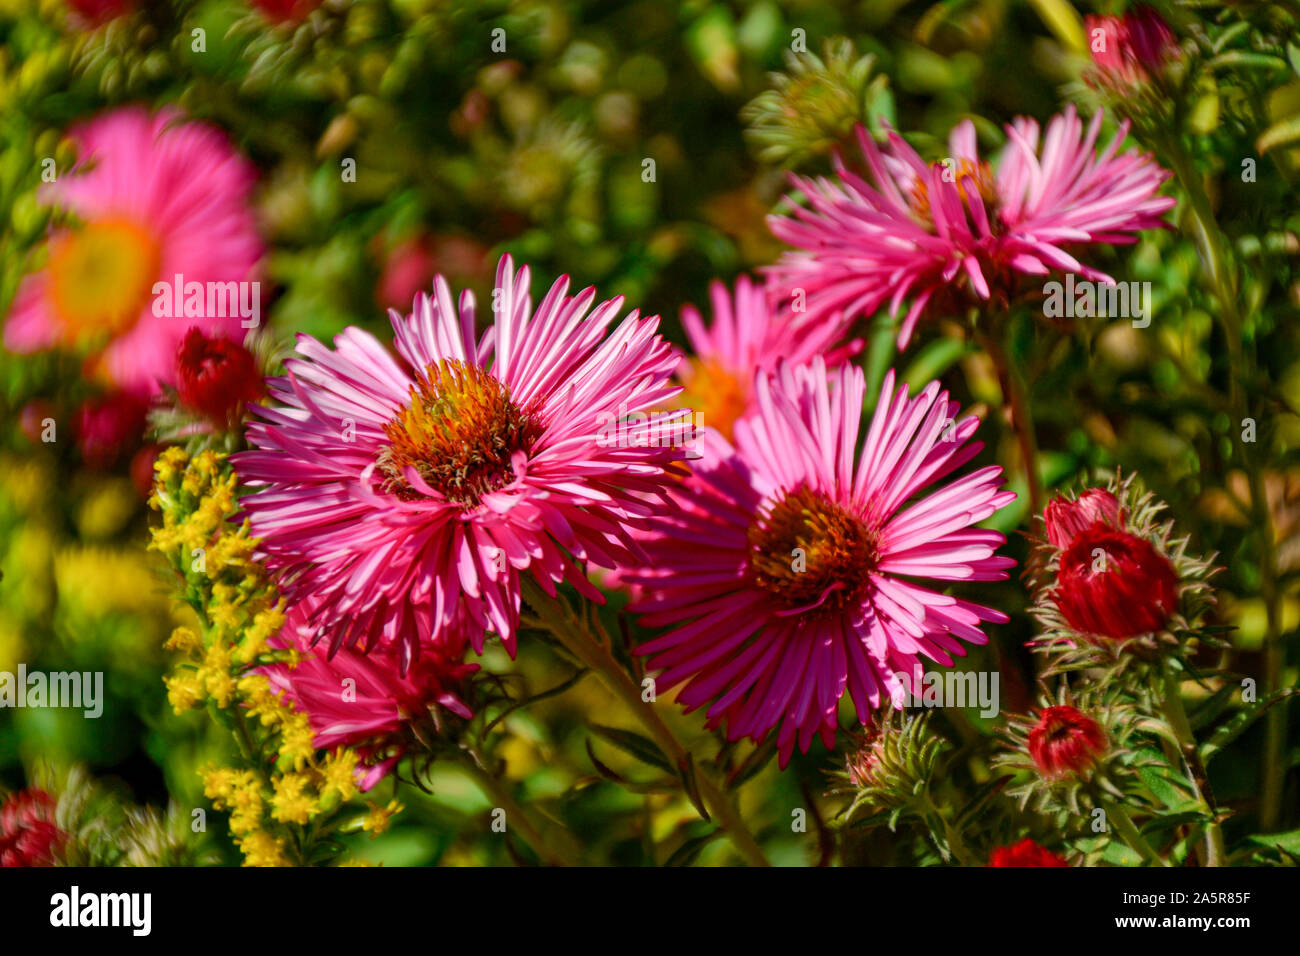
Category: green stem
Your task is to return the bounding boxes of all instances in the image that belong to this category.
[1160,661,1227,867]
[1104,799,1171,867]
[522,578,771,867]
[456,750,583,867]
[978,327,1043,520]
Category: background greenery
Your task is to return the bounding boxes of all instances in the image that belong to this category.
[2,0,1299,864]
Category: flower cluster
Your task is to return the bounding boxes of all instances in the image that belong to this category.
[765,107,1175,348]
[149,447,411,865]
[11,0,1292,871]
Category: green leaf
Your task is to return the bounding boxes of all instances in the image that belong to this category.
[1188,684,1237,731]
[1138,810,1210,835]
[1024,0,1086,54]
[951,775,1011,833]
[588,724,674,773]
[902,338,970,392]
[1257,113,1300,154]
[1201,688,1300,763]
[677,755,711,823]
[1243,828,1300,856]
[1137,759,1194,810]
[665,829,722,866]
[584,738,628,783]
[729,741,777,788]
[1210,51,1288,72]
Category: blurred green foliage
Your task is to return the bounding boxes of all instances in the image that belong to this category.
[2,0,1300,864]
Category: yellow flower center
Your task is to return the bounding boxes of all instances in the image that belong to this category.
[910,158,997,230]
[47,218,160,341]
[379,359,543,506]
[677,357,749,443]
[747,485,877,614]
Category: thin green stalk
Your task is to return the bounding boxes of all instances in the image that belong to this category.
[1160,661,1227,867]
[977,327,1043,520]
[521,578,771,867]
[456,749,583,866]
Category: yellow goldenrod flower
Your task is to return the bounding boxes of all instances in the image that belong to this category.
[164,670,204,713]
[225,771,266,836]
[201,765,238,803]
[165,626,202,654]
[237,829,291,867]
[362,799,403,836]
[198,642,236,708]
[154,446,187,487]
[270,773,317,826]
[320,749,360,804]
[278,711,316,771]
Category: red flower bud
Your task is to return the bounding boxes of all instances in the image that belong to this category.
[66,0,135,27]
[1044,488,1123,549]
[176,327,265,426]
[1125,5,1179,69]
[1083,5,1179,89]
[1084,15,1127,74]
[988,838,1068,867]
[0,789,67,867]
[1054,526,1179,640]
[1028,705,1107,778]
[250,0,321,23]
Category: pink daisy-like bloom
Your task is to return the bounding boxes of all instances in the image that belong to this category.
[622,359,1017,764]
[766,107,1175,349]
[233,256,684,669]
[676,275,862,442]
[3,106,263,396]
[262,601,479,790]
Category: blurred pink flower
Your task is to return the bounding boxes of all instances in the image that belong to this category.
[373,233,490,312]
[3,106,263,397]
[234,256,683,668]
[375,237,437,313]
[622,360,1016,764]
[76,391,148,469]
[676,275,862,441]
[766,107,1174,349]
[263,601,479,790]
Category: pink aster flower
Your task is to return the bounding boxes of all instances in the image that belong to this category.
[263,601,479,790]
[622,360,1017,764]
[234,256,683,669]
[766,107,1175,349]
[676,275,862,441]
[3,106,263,396]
